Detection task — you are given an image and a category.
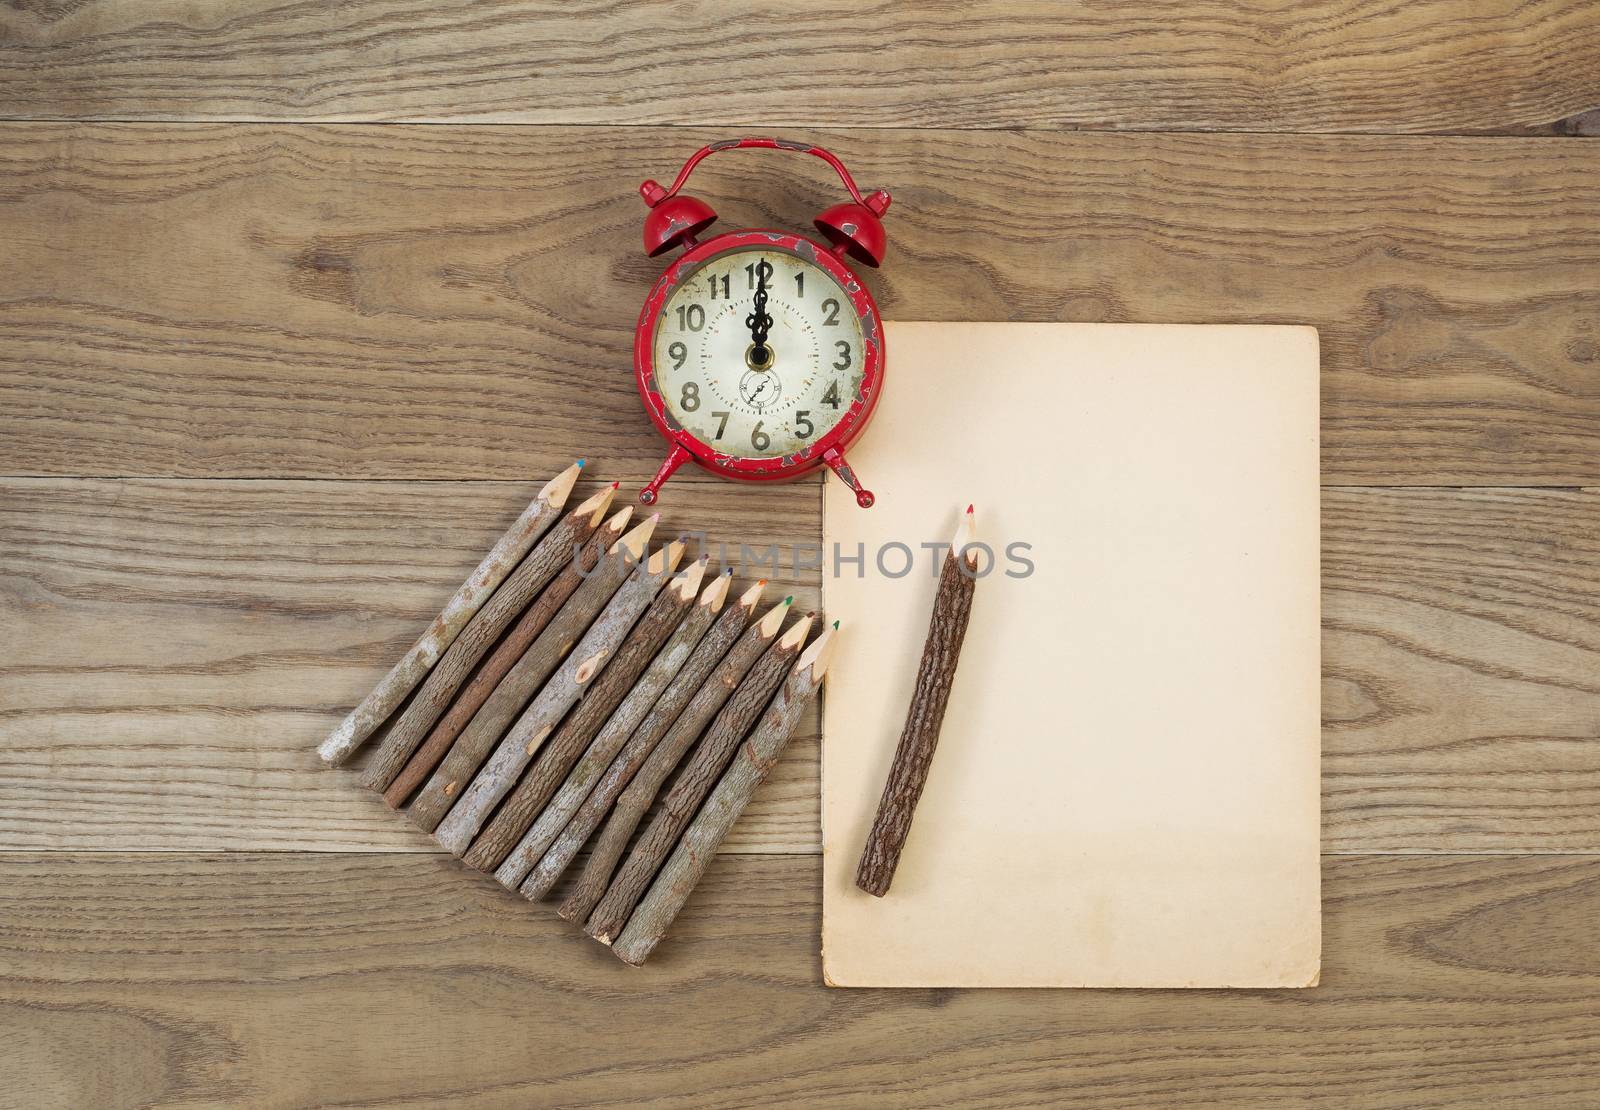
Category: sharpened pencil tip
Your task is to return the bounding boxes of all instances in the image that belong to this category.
[784,596,793,605]
[833,619,840,629]
[967,503,974,514]
[577,459,586,468]
[611,480,620,489]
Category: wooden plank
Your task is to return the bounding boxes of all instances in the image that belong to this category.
[1,852,1597,1108]
[4,478,1598,853]
[0,1,1596,133]
[1322,487,1600,851]
[1,125,1598,486]
[0,476,818,854]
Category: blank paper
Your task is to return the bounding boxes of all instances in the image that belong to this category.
[821,322,1321,988]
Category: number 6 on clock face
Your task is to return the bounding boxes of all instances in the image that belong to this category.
[650,244,870,459]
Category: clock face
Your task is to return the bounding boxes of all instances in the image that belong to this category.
[652,246,868,459]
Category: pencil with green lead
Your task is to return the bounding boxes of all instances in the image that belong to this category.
[612,623,839,966]
[551,594,793,923]
[586,606,815,944]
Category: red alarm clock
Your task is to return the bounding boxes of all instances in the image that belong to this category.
[633,138,889,508]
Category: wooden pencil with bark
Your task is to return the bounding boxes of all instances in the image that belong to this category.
[511,577,762,897]
[434,538,688,855]
[362,483,618,792]
[855,506,980,898]
[316,460,582,765]
[404,508,650,831]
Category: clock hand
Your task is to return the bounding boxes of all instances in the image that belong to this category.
[745,261,773,367]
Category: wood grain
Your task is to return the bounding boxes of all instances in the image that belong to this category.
[1322,487,1600,852]
[1,851,1598,1108]
[4,478,1598,854]
[1,1,1597,133]
[2,124,1599,485]
[5,5,1596,1099]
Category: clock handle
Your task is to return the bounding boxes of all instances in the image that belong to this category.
[640,138,891,266]
[651,138,885,210]
[823,448,875,509]
[639,443,691,505]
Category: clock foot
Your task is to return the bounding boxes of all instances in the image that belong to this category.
[823,448,875,508]
[640,443,692,505]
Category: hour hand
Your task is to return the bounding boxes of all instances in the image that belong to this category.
[745,261,773,366]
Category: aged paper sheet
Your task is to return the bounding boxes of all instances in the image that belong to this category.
[821,322,1321,988]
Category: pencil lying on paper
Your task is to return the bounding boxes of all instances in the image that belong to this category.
[855,505,979,897]
[612,623,838,966]
[316,461,584,765]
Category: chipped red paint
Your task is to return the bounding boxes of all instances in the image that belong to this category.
[634,228,884,505]
[820,447,875,508]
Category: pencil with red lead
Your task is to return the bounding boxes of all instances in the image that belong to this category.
[855,505,979,897]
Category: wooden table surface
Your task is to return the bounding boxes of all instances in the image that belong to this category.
[3,4,1598,1107]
